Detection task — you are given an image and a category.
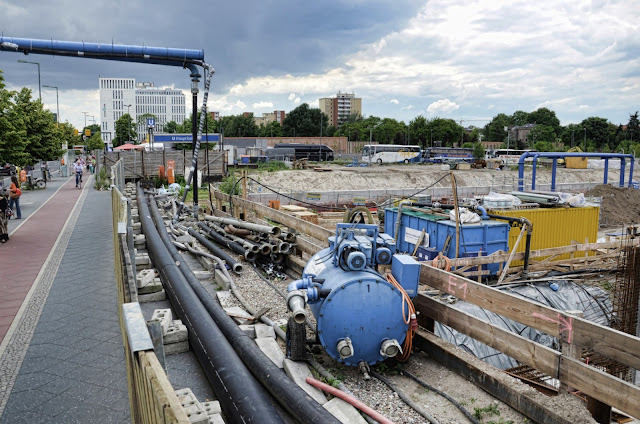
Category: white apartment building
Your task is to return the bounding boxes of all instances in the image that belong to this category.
[99,78,186,147]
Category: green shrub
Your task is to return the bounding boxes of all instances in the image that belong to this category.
[219,174,241,195]
[257,161,289,172]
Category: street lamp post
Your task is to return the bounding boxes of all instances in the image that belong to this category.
[125,104,132,142]
[584,128,587,152]
[18,59,41,100]
[430,129,433,148]
[42,85,59,125]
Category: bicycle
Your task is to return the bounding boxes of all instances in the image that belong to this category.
[76,171,83,189]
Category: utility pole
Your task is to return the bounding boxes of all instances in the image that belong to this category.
[125,104,132,142]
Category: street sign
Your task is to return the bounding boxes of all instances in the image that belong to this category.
[147,118,155,128]
[84,129,91,136]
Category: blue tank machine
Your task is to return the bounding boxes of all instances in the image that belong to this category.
[286,224,420,367]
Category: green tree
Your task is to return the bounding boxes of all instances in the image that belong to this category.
[511,110,530,126]
[0,70,28,165]
[376,118,405,144]
[258,121,283,137]
[282,104,326,137]
[472,142,485,160]
[409,116,429,147]
[429,117,463,147]
[12,88,61,163]
[114,113,137,147]
[579,117,611,151]
[529,107,561,135]
[483,113,510,144]
[527,124,556,147]
[218,113,259,137]
[164,121,178,133]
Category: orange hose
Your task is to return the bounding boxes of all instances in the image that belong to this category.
[432,255,451,271]
[306,376,396,424]
[386,273,416,362]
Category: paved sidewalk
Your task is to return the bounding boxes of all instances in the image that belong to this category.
[0,181,130,423]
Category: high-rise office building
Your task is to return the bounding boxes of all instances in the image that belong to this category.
[99,78,186,147]
[318,91,361,127]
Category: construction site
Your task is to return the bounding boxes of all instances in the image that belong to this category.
[88,154,638,424]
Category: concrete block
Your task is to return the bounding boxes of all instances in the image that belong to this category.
[136,269,155,288]
[256,338,285,369]
[324,397,368,424]
[255,324,276,340]
[216,291,233,307]
[132,222,142,234]
[133,234,146,246]
[208,414,225,424]
[138,289,166,303]
[175,389,208,424]
[135,253,150,265]
[138,277,163,295]
[201,401,221,416]
[165,322,188,344]
[283,359,327,405]
[165,340,189,355]
[224,306,252,324]
[214,269,231,291]
[196,254,215,271]
[151,309,172,334]
[192,270,213,280]
[239,325,256,339]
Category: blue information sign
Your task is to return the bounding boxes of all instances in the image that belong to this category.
[147,118,155,128]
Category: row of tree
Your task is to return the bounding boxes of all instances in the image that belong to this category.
[118,102,637,154]
[0,70,105,166]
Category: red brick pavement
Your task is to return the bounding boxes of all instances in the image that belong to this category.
[0,178,82,343]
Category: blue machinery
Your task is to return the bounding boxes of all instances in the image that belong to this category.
[517,152,635,191]
[0,36,213,217]
[286,224,420,369]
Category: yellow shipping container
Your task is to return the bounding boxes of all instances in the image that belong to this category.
[565,157,588,169]
[489,206,599,265]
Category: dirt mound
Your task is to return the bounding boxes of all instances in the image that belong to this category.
[586,184,640,226]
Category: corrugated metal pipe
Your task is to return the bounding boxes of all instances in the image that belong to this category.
[137,187,282,424]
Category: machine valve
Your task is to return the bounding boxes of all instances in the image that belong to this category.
[336,338,354,360]
[380,339,403,358]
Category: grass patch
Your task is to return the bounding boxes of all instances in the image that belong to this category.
[257,161,289,172]
[474,404,500,421]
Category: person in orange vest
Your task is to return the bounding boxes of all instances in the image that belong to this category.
[19,168,27,183]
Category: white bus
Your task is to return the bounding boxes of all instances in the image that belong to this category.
[492,149,538,165]
[362,144,421,164]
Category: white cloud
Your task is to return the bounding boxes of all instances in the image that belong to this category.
[401,105,414,110]
[253,101,273,109]
[390,99,399,104]
[426,99,459,114]
[234,100,247,109]
[294,97,301,104]
[288,93,297,101]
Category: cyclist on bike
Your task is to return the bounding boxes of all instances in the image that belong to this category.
[74,159,83,187]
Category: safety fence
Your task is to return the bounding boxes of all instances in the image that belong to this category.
[112,182,189,423]
[97,150,226,181]
[415,265,640,422]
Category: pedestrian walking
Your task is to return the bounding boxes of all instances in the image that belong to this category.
[0,190,10,243]
[9,176,21,219]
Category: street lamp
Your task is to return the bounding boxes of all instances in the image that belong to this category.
[125,104,132,142]
[82,111,89,129]
[584,127,587,152]
[42,85,59,125]
[18,59,41,100]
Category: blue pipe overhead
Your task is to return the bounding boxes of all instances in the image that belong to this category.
[517,152,635,191]
[0,36,204,75]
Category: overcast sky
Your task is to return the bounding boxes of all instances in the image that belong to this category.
[1,0,638,131]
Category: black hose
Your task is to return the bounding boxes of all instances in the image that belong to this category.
[400,369,480,424]
[370,371,440,424]
[198,222,251,258]
[188,227,249,270]
[137,187,283,424]
[149,196,341,424]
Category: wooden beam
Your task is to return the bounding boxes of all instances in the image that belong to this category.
[413,330,591,424]
[415,295,559,377]
[419,264,640,370]
[560,356,640,420]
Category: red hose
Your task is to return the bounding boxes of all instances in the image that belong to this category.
[305,376,396,424]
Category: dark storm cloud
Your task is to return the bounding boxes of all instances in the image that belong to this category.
[0,0,423,92]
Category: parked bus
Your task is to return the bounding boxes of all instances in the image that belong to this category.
[491,149,538,165]
[422,147,473,163]
[362,144,421,164]
[273,143,334,161]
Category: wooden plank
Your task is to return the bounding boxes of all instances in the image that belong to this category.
[141,351,190,423]
[419,264,640,370]
[415,295,560,377]
[413,330,587,424]
[213,190,333,241]
[560,356,640,420]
